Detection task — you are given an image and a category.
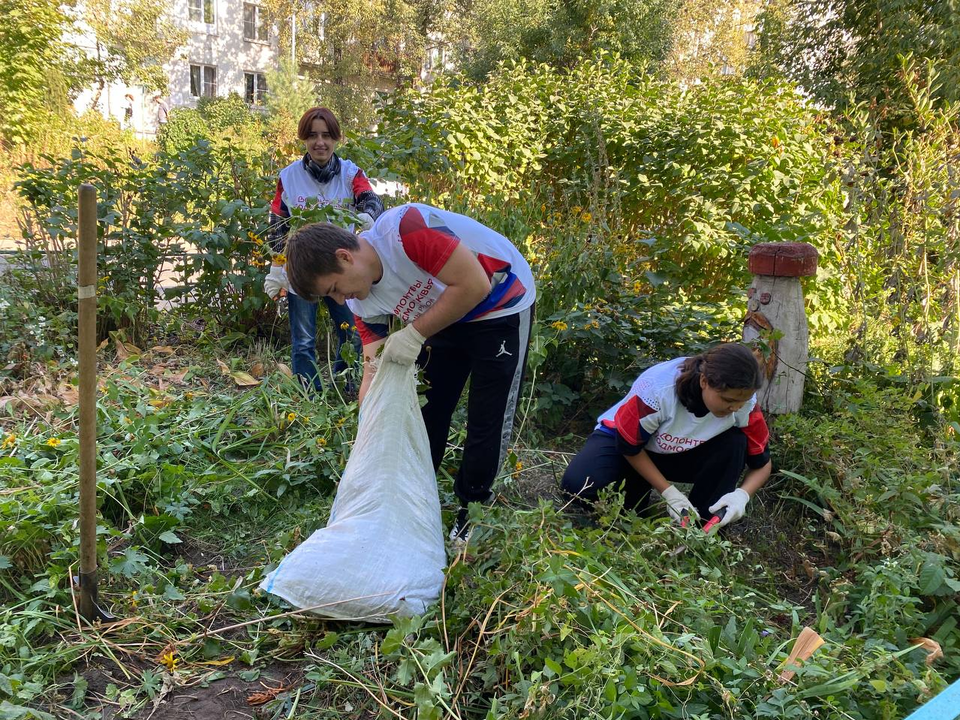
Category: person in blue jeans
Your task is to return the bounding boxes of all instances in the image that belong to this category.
[264,106,384,392]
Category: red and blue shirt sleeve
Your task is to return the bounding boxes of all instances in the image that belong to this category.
[398,206,460,275]
[601,395,659,456]
[396,206,530,322]
[743,407,771,468]
[354,314,390,346]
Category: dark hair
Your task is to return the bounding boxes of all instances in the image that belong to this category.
[297,107,342,141]
[675,343,762,408]
[286,222,359,301]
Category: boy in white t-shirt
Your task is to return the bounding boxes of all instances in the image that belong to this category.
[286,204,536,541]
[561,343,772,529]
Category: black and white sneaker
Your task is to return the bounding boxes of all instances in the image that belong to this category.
[448,507,471,544]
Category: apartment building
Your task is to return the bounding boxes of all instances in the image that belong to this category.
[73,0,280,136]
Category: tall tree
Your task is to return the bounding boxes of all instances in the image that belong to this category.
[265,0,438,128]
[664,0,762,84]
[454,0,682,78]
[83,0,188,108]
[753,0,960,122]
[0,0,77,145]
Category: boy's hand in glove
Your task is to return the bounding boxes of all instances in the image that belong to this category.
[264,264,289,300]
[708,488,750,528]
[382,324,426,366]
[661,485,698,524]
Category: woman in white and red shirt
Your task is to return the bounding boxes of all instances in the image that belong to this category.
[561,343,772,529]
[264,107,384,392]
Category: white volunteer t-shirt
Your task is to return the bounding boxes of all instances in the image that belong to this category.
[347,204,535,344]
[597,357,757,455]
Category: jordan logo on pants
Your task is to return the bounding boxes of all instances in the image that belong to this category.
[496,341,512,358]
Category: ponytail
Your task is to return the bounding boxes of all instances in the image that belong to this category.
[675,343,762,409]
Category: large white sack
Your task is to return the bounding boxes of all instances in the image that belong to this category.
[259,361,446,621]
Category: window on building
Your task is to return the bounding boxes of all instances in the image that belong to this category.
[243,3,268,42]
[190,65,201,95]
[189,64,217,97]
[189,0,214,23]
[244,72,267,105]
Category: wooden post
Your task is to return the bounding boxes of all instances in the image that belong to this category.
[77,184,113,623]
[742,242,818,414]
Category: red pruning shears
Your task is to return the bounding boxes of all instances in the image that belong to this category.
[679,509,692,528]
[703,507,728,533]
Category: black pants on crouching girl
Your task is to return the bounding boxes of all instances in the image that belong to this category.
[560,427,747,518]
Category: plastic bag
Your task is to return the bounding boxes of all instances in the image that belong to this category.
[259,361,446,621]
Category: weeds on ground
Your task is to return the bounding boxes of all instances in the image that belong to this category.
[0,334,956,718]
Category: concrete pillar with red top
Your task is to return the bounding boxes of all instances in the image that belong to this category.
[742,242,819,414]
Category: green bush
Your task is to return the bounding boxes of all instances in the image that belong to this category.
[14,132,278,339]
[377,56,845,314]
[159,93,264,156]
[774,372,960,676]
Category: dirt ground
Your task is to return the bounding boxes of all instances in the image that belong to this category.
[72,659,302,720]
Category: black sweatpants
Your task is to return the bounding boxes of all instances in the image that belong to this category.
[417,306,534,505]
[560,427,747,518]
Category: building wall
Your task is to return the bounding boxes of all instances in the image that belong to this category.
[166,0,279,110]
[71,0,281,137]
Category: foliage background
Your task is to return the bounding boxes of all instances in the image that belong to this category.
[1,0,959,717]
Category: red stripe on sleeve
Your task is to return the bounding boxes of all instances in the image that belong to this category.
[475,252,510,280]
[351,169,373,197]
[355,316,388,346]
[270,178,285,215]
[743,407,770,457]
[613,396,657,447]
[398,207,460,275]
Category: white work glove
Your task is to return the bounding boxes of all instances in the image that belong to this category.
[263,264,289,300]
[708,488,750,528]
[661,485,699,524]
[382,324,426,366]
[356,212,375,232]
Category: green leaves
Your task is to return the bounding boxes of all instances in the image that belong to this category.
[110,547,150,578]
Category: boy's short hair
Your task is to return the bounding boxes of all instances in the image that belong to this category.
[297,107,342,142]
[286,222,359,301]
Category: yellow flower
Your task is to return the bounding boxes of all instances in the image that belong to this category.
[340,322,350,330]
[1,434,15,449]
[571,206,582,214]
[46,437,61,447]
[287,412,296,423]
[159,650,179,672]
[550,321,568,332]
[131,590,139,609]
[632,280,643,294]
[582,212,592,222]
[317,437,327,447]
[272,253,286,265]
[514,460,523,472]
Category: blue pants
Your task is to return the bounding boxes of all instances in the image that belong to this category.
[288,293,360,392]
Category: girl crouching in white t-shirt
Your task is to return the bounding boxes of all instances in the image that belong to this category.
[561,343,772,529]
